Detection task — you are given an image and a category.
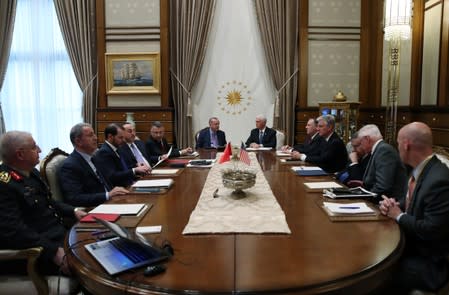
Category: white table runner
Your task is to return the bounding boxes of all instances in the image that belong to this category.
[182,153,291,234]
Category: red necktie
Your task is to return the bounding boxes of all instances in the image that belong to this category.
[405,176,416,211]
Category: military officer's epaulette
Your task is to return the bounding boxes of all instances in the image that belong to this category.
[0,170,23,183]
[0,171,11,183]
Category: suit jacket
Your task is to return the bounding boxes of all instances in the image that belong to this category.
[92,142,136,187]
[118,139,151,169]
[304,132,348,173]
[58,150,109,207]
[363,140,407,199]
[398,156,449,290]
[0,165,74,263]
[196,128,227,149]
[145,137,181,163]
[245,127,277,148]
[292,133,324,157]
[336,153,371,184]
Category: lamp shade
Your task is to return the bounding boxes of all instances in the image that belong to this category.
[384,0,412,40]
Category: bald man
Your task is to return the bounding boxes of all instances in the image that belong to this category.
[380,122,449,293]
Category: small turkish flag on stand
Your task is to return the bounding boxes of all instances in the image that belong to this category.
[218,142,232,164]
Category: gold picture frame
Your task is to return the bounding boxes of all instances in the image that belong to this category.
[105,52,160,94]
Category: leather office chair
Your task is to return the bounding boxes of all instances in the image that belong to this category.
[39,147,69,202]
[275,130,285,150]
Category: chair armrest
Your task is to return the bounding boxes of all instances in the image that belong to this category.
[0,247,49,295]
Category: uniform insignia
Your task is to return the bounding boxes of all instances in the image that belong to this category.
[0,171,11,183]
[10,171,23,182]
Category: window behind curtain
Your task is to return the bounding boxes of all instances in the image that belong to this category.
[0,0,82,157]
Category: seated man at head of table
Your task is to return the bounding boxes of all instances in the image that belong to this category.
[119,121,152,168]
[59,123,129,207]
[245,114,277,149]
[146,121,193,163]
[380,122,449,294]
[357,124,407,202]
[291,114,347,173]
[281,117,324,157]
[196,117,227,149]
[92,123,151,187]
[0,131,87,275]
[336,131,371,185]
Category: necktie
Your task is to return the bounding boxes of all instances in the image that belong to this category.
[116,151,128,170]
[405,176,416,211]
[96,168,112,191]
[211,132,218,147]
[159,141,165,153]
[259,131,264,144]
[131,143,149,166]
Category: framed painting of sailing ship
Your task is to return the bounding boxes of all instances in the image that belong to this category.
[105,52,160,94]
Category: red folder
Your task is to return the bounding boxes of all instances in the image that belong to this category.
[80,213,120,223]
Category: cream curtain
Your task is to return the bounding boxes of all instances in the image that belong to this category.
[0,0,17,135]
[254,0,299,145]
[169,0,216,148]
[53,0,97,127]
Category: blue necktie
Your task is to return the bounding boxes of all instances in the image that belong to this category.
[259,131,264,144]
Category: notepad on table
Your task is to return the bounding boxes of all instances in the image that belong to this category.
[246,147,272,151]
[291,166,327,176]
[89,204,148,216]
[150,169,179,175]
[304,181,343,190]
[322,202,375,215]
[132,179,174,188]
[275,150,291,157]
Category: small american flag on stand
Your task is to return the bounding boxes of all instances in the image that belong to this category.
[239,142,251,165]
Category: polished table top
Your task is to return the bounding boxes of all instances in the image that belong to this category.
[67,149,403,294]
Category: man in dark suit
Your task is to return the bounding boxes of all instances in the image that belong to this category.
[291,114,347,173]
[196,117,227,148]
[245,114,277,148]
[358,124,407,201]
[93,123,151,187]
[59,123,128,207]
[0,131,86,275]
[336,131,371,185]
[282,117,324,157]
[380,122,449,293]
[119,122,152,168]
[145,121,193,163]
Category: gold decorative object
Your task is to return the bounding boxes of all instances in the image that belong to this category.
[222,169,256,197]
[333,90,347,102]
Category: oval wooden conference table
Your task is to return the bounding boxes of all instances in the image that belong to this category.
[67,149,404,294]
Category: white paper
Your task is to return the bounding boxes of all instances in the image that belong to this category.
[291,166,323,171]
[131,179,174,188]
[304,181,343,189]
[151,169,179,175]
[89,204,146,215]
[246,147,273,151]
[136,225,162,234]
[151,146,173,169]
[275,150,291,157]
[323,202,374,214]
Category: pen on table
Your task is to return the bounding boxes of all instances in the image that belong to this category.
[91,229,111,235]
[338,206,360,209]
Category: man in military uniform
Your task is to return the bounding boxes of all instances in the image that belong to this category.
[0,131,86,275]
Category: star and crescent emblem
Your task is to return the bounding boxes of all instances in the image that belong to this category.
[217,80,252,115]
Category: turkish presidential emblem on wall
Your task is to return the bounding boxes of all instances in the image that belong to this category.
[217,80,252,115]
